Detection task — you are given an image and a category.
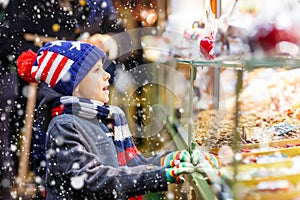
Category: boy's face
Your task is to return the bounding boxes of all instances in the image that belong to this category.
[73,59,111,103]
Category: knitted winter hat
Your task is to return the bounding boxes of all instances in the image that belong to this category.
[17,40,106,95]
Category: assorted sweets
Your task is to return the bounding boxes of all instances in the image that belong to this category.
[207,136,300,199]
[218,148,300,199]
[194,109,300,149]
[190,66,300,198]
[223,167,300,199]
[193,66,300,149]
[192,68,300,198]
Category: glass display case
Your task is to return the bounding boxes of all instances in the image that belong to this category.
[117,20,300,198]
[174,56,300,199]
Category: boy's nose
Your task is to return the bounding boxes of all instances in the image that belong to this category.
[104,71,111,80]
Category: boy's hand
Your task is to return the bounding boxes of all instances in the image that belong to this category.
[191,149,221,175]
[165,162,195,184]
[191,149,220,168]
[161,150,191,168]
[192,151,222,178]
[190,148,203,166]
[204,153,221,169]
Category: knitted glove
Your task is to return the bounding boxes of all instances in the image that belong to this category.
[204,153,221,169]
[196,156,222,177]
[191,149,221,174]
[161,150,191,168]
[190,148,203,166]
[165,162,195,184]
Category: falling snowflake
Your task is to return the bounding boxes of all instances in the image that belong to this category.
[71,173,87,190]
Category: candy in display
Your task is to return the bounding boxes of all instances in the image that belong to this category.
[256,180,290,192]
[200,34,215,60]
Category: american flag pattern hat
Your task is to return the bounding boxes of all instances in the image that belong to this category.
[17,40,106,95]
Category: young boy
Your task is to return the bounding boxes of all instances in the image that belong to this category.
[17,40,196,200]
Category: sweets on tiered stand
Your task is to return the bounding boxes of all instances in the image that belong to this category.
[166,0,219,59]
[182,0,217,60]
[214,0,300,59]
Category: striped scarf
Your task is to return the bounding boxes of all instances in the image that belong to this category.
[51,96,142,200]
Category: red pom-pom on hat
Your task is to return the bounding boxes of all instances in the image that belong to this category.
[17,50,38,83]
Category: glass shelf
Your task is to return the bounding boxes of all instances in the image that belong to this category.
[176,56,300,69]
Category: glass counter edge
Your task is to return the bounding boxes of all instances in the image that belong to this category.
[175,58,300,69]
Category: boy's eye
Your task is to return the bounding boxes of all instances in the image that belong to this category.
[94,67,101,72]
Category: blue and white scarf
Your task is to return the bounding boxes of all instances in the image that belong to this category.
[51,96,140,166]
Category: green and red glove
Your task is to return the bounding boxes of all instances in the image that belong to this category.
[162,150,194,184]
[165,162,195,184]
[161,150,191,168]
[191,148,221,176]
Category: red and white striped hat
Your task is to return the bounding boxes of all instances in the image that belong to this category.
[17,40,106,95]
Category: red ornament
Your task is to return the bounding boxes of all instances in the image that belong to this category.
[17,50,38,83]
[200,35,215,60]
